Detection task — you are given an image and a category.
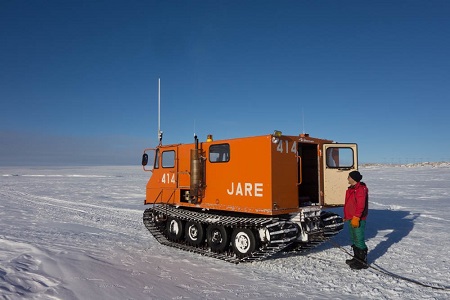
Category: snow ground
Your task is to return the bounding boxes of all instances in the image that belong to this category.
[0,165,449,300]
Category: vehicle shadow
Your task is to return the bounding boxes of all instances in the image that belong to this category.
[330,208,418,263]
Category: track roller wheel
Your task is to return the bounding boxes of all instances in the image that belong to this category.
[232,228,257,257]
[166,217,184,241]
[185,221,205,246]
[206,225,230,253]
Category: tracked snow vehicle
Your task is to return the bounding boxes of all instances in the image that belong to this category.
[142,130,358,263]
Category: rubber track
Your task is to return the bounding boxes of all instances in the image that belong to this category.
[143,205,343,263]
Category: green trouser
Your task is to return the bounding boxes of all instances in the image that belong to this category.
[348,220,367,250]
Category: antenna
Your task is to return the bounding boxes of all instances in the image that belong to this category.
[158,78,163,145]
[193,119,196,138]
[302,107,305,134]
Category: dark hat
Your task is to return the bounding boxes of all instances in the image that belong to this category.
[349,171,363,182]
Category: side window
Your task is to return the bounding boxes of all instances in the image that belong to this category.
[326,147,354,168]
[154,149,160,169]
[209,144,230,163]
[162,150,175,168]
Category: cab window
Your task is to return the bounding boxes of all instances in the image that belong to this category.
[326,147,354,168]
[154,149,160,169]
[209,144,230,163]
[162,150,175,168]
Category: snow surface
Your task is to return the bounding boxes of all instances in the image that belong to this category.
[1,165,449,300]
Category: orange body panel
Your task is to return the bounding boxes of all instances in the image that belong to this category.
[144,133,356,215]
[145,135,301,215]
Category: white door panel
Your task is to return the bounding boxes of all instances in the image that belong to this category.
[323,144,358,206]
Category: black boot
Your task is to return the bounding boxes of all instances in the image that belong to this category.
[345,245,357,265]
[349,247,368,270]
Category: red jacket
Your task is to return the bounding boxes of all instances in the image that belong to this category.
[344,182,369,220]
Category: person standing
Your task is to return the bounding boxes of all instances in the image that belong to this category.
[344,170,369,270]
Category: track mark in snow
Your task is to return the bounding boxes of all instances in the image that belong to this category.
[0,189,142,215]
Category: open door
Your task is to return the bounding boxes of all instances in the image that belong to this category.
[144,146,179,205]
[322,143,358,206]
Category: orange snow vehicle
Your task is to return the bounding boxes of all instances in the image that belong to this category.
[142,131,358,263]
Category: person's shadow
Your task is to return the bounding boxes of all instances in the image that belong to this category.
[328,208,418,263]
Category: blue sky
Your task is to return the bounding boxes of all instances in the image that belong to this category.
[1,1,449,165]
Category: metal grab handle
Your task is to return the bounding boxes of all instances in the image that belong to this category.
[296,155,302,185]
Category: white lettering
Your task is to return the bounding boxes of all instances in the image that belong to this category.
[244,183,252,196]
[161,173,176,184]
[291,141,297,154]
[277,140,298,154]
[226,182,234,195]
[254,183,263,197]
[236,183,243,196]
[226,182,264,197]
[277,141,283,153]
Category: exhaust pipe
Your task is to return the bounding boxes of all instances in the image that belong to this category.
[190,135,203,203]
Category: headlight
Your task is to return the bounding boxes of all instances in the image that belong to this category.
[272,130,282,144]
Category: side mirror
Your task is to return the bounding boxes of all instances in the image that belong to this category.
[141,153,148,166]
